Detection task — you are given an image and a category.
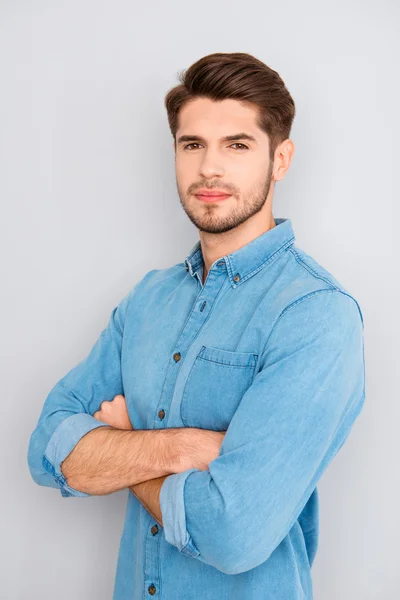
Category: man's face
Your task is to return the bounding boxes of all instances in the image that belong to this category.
[174,97,274,234]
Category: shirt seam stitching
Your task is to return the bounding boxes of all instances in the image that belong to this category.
[289,246,340,290]
[257,289,362,367]
[278,288,356,322]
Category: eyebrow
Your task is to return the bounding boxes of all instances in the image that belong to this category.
[176,133,257,145]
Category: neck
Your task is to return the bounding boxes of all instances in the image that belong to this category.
[200,212,276,285]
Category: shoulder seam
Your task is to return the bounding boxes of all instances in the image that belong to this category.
[278,288,364,327]
[288,247,364,326]
[289,246,340,290]
[258,289,364,369]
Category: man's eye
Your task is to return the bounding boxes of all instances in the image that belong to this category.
[183,143,249,150]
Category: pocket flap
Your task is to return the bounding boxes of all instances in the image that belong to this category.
[197,345,258,368]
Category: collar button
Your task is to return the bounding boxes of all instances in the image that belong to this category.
[233,273,241,282]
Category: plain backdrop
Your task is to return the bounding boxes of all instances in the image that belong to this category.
[1,1,398,598]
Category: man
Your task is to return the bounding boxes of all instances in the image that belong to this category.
[28,52,366,599]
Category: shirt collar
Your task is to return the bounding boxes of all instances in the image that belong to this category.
[184,217,296,288]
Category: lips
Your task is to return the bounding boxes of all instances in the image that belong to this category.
[195,190,232,202]
[195,189,231,196]
[196,194,231,203]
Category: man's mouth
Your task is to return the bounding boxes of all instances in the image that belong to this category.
[195,192,231,203]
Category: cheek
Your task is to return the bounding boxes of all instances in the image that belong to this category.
[175,159,187,178]
[176,165,196,195]
[234,161,269,192]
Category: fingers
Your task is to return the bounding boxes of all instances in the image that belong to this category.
[93,395,128,426]
[94,403,110,419]
[98,395,125,407]
[113,394,126,405]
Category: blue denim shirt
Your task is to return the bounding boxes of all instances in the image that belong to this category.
[27,217,366,599]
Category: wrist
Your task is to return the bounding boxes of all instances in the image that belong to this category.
[159,427,193,474]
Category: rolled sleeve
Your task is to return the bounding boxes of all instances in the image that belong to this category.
[27,273,157,496]
[160,468,200,557]
[159,290,366,574]
[42,413,111,497]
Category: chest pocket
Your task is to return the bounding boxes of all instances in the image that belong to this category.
[180,345,259,431]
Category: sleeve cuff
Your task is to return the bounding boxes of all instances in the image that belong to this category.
[42,413,111,497]
[159,468,201,558]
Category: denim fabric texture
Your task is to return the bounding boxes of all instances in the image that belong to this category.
[27,217,366,599]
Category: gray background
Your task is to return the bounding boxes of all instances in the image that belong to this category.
[1,1,398,598]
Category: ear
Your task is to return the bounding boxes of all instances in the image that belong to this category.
[273,139,295,182]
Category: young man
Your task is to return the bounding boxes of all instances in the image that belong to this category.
[28,52,366,599]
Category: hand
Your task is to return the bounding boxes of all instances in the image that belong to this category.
[93,394,134,430]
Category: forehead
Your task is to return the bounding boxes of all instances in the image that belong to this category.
[177,97,260,135]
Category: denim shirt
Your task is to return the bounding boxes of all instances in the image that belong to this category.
[27,217,366,600]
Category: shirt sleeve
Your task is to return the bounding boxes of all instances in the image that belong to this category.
[27,271,155,498]
[160,289,366,574]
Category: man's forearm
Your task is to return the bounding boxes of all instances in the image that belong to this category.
[60,426,184,496]
[128,427,225,525]
[129,475,169,527]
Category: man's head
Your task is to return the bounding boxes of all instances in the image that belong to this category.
[165,52,296,235]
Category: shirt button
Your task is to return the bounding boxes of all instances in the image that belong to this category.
[148,584,156,595]
[185,264,189,271]
[158,409,165,420]
[173,352,181,362]
[217,261,224,266]
[151,524,159,535]
[233,273,240,282]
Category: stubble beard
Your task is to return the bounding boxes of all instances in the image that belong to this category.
[177,163,274,235]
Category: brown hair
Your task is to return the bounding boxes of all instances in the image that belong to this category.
[164,52,296,160]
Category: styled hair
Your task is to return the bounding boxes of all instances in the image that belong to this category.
[164,52,296,160]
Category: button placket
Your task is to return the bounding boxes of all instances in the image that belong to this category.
[144,514,161,597]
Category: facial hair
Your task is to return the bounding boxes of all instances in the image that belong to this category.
[177,161,274,235]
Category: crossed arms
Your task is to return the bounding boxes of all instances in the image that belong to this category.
[27,285,365,574]
[59,404,225,527]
